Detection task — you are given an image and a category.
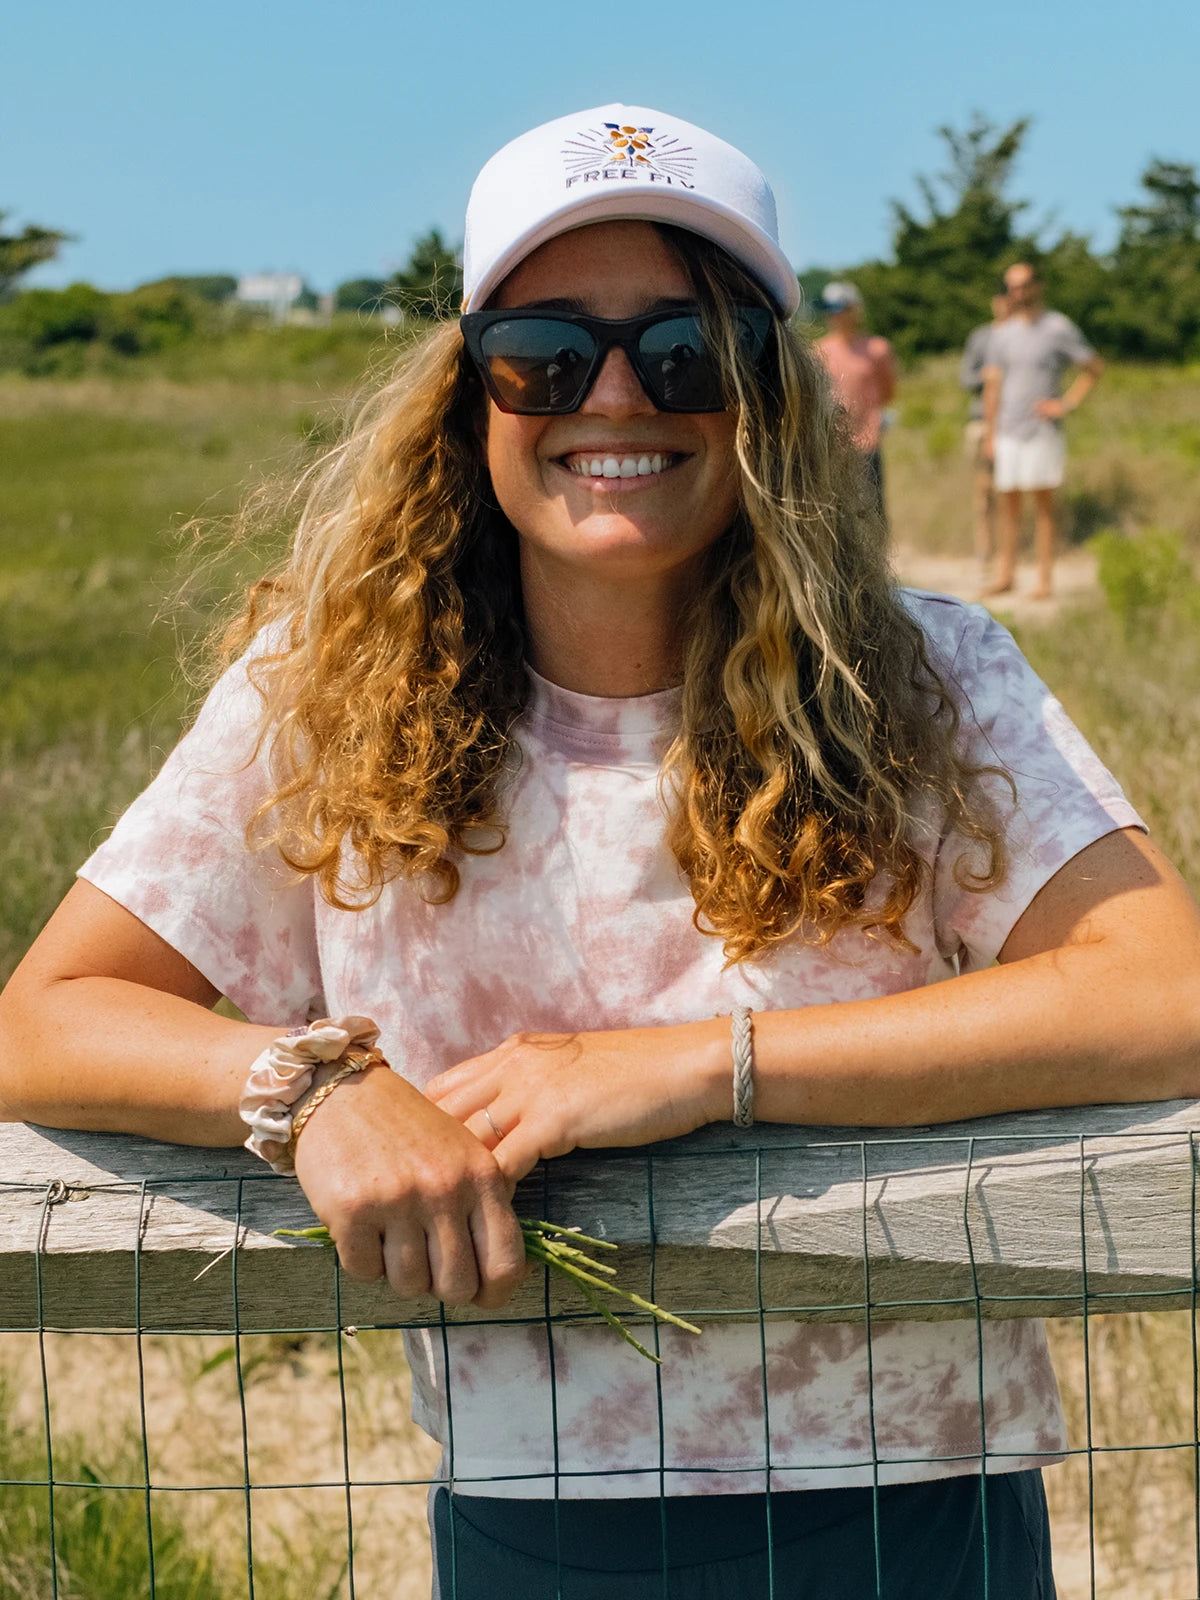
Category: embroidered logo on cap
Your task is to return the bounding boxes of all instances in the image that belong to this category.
[561,122,697,190]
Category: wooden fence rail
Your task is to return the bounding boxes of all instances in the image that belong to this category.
[3,1101,1200,1334]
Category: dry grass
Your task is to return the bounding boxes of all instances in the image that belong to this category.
[1,1327,440,1599]
[1047,1313,1200,1598]
[887,355,1200,553]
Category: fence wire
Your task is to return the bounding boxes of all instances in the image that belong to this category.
[2,1127,1199,1599]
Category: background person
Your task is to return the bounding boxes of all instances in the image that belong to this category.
[983,262,1104,598]
[815,280,897,524]
[3,105,1199,1598]
[961,289,1010,584]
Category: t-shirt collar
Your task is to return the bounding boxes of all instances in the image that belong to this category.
[523,663,683,751]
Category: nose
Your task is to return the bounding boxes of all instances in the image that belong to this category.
[579,343,657,417]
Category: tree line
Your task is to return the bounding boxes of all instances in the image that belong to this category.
[802,116,1200,362]
[2,118,1198,369]
[0,226,462,369]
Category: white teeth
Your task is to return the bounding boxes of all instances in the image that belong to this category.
[567,452,673,477]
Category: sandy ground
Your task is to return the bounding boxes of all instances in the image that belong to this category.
[894,545,1101,624]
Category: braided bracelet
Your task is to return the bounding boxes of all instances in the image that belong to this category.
[731,1004,755,1128]
[285,1047,386,1165]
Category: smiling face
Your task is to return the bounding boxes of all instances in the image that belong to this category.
[482,220,742,593]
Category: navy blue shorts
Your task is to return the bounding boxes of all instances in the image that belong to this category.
[430,1471,1056,1598]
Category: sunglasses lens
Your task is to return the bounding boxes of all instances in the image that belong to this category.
[636,310,772,411]
[636,315,721,410]
[477,318,596,412]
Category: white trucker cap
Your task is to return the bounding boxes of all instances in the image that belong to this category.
[462,104,799,316]
[819,280,863,312]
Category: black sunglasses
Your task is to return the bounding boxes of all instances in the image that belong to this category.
[459,305,774,416]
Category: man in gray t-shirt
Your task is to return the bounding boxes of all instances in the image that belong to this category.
[982,262,1104,599]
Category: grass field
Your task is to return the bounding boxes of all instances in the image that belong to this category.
[4,347,1198,981]
[890,354,1200,553]
[1,336,1199,1596]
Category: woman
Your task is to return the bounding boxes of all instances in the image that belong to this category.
[2,104,1198,1598]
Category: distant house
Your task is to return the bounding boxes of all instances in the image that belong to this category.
[235,272,304,321]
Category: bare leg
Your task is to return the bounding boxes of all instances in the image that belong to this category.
[972,464,995,574]
[985,490,1022,595]
[1031,488,1057,599]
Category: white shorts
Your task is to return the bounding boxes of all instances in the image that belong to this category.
[993,428,1066,492]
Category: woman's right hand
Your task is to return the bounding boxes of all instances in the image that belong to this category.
[0,885,521,1311]
[291,1065,528,1310]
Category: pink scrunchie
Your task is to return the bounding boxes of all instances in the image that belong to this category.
[239,1015,381,1174]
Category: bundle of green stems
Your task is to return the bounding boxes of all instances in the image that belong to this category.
[274,1217,700,1363]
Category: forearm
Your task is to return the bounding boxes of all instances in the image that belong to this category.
[982,370,1000,435]
[432,815,1200,1183]
[732,944,1200,1129]
[1061,369,1098,412]
[0,974,278,1144]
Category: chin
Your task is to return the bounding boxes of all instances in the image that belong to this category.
[569,537,706,584]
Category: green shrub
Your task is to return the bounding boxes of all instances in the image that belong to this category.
[6,283,110,347]
[1093,528,1200,635]
[0,281,210,369]
[900,399,935,429]
[334,276,390,313]
[926,418,958,459]
[105,282,204,355]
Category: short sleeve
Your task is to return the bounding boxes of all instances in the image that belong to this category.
[959,326,990,391]
[1056,314,1094,368]
[921,599,1144,971]
[982,322,1008,373]
[78,642,324,1024]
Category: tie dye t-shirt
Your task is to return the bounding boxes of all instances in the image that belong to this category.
[80,591,1142,1498]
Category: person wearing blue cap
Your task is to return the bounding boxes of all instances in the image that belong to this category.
[3,105,1196,1599]
[816,279,897,525]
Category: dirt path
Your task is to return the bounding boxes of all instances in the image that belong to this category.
[894,546,1100,624]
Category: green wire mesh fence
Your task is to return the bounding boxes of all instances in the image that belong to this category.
[3,1103,1200,1599]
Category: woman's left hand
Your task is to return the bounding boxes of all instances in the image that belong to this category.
[426,1021,728,1182]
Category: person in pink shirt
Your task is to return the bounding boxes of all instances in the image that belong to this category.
[815,280,897,521]
[3,105,1199,1597]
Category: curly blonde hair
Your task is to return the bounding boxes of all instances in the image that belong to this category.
[223,225,1006,963]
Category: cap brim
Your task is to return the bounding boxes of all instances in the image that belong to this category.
[464,186,800,317]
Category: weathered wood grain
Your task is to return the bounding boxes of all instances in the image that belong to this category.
[2,1104,1199,1332]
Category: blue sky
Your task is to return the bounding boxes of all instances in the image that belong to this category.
[7,0,1197,293]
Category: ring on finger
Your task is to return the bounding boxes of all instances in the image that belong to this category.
[482,1106,505,1141]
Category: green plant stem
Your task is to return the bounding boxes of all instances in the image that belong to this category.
[273,1217,701,1359]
